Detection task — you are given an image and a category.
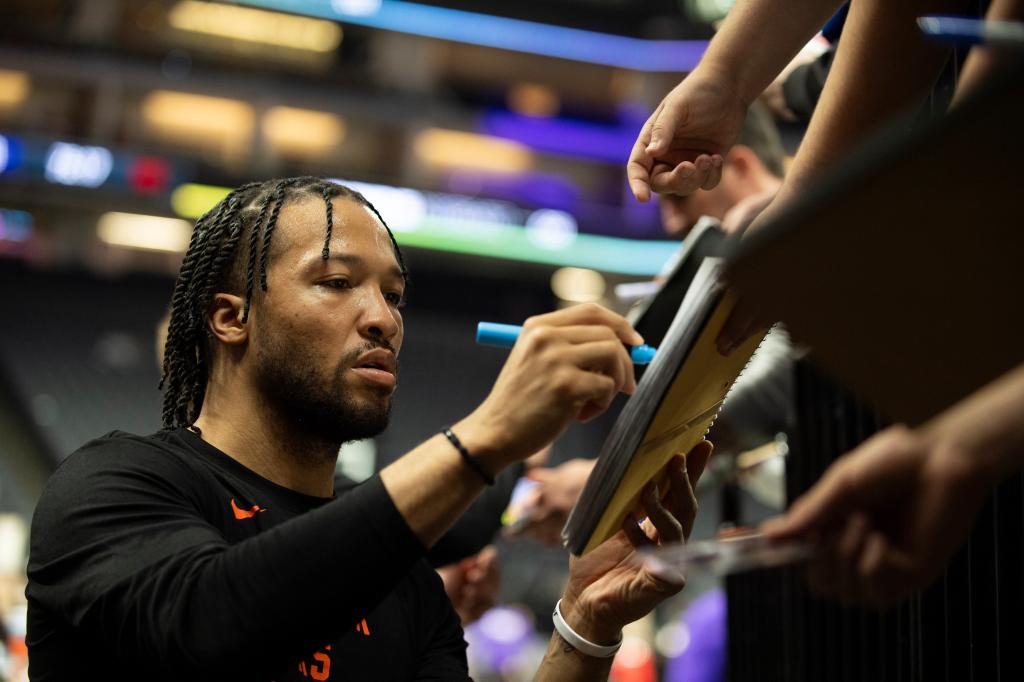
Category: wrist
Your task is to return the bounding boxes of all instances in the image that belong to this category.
[451,414,512,474]
[692,58,758,108]
[557,592,622,646]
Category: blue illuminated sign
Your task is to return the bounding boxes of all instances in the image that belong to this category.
[239,0,708,71]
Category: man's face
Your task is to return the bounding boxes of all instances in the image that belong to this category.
[248,195,405,446]
[659,177,741,238]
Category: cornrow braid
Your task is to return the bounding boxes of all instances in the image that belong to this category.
[241,191,273,323]
[322,184,334,261]
[160,177,408,430]
[161,196,235,427]
[257,181,285,292]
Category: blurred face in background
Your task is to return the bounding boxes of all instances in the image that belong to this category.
[659,144,777,238]
[244,196,406,446]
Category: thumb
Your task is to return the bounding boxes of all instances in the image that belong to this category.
[646,103,681,155]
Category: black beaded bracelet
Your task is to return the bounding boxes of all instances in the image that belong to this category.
[442,427,495,486]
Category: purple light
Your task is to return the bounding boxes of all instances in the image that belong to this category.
[445,170,580,212]
[480,110,639,164]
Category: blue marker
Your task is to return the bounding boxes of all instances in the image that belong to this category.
[918,16,1024,48]
[476,322,658,365]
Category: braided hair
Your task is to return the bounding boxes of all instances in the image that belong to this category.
[159,176,407,430]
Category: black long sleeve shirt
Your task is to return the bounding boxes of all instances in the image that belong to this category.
[26,428,470,681]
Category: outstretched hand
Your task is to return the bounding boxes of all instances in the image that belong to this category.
[558,441,712,643]
[510,459,596,546]
[627,73,747,202]
[763,426,996,607]
[437,545,500,626]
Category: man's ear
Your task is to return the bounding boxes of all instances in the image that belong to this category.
[726,144,756,175]
[208,293,248,347]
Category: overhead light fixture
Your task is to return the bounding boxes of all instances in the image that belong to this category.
[413,129,532,174]
[141,91,254,152]
[97,212,193,253]
[0,69,29,109]
[551,267,606,303]
[262,106,346,156]
[168,0,342,53]
[507,83,560,118]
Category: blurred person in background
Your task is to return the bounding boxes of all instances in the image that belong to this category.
[27,176,710,681]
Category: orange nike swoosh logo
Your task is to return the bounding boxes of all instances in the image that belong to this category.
[231,498,266,520]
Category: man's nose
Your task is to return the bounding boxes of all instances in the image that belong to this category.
[357,289,400,341]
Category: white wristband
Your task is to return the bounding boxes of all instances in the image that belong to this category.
[551,599,622,659]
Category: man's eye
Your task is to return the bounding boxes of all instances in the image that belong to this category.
[385,292,406,307]
[321,279,351,289]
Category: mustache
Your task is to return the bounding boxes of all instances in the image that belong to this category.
[343,340,399,366]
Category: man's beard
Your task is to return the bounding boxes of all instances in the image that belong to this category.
[254,330,395,449]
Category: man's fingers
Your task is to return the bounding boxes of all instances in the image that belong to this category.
[645,101,678,155]
[623,512,653,548]
[643,482,684,544]
[665,456,698,540]
[562,340,632,395]
[627,138,654,203]
[573,372,618,423]
[715,301,765,356]
[526,303,643,347]
[627,109,660,202]
[766,464,856,541]
[685,440,714,485]
[650,161,705,196]
[701,155,724,190]
[834,514,871,603]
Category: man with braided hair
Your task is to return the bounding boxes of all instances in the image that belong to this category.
[26,176,710,681]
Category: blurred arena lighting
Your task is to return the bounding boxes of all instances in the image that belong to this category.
[480,110,637,164]
[413,129,532,174]
[0,514,28,574]
[169,181,679,275]
[331,179,427,232]
[168,0,342,53]
[610,634,657,682]
[506,83,560,118]
[550,267,606,303]
[654,620,692,658]
[262,106,346,156]
[683,0,737,24]
[0,69,30,109]
[170,183,231,220]
[141,91,254,154]
[44,142,113,188]
[128,156,173,195]
[96,212,192,253]
[0,208,33,243]
[525,208,577,250]
[0,135,10,173]
[331,0,382,15]
[240,0,708,71]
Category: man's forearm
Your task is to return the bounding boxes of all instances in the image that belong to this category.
[533,631,615,682]
[926,362,1024,482]
[777,0,968,202]
[697,0,843,105]
[380,414,510,548]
